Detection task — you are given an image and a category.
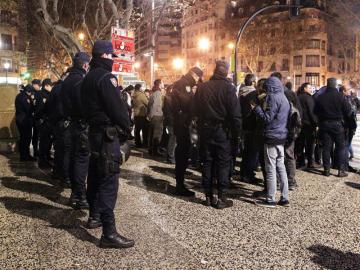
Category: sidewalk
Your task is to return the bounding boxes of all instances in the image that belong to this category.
[0,149,360,269]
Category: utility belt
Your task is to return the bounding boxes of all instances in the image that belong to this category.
[90,125,129,177]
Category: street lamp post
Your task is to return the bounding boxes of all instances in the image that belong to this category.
[4,62,10,85]
[233,3,301,86]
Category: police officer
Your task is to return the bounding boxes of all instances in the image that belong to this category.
[61,52,91,209]
[31,79,42,158]
[15,85,36,161]
[46,74,67,183]
[81,40,134,249]
[193,60,242,208]
[171,66,203,196]
[36,78,53,168]
[314,78,352,177]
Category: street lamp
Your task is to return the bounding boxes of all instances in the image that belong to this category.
[198,37,210,51]
[228,43,235,50]
[4,62,10,85]
[172,58,184,70]
[134,62,141,69]
[78,32,85,41]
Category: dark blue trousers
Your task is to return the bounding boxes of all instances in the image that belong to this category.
[69,121,90,199]
[38,122,53,163]
[240,131,259,179]
[199,127,231,196]
[53,121,71,181]
[87,132,120,226]
[16,120,32,159]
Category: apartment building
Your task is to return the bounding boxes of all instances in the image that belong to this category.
[135,3,182,85]
[182,0,359,88]
[0,0,27,85]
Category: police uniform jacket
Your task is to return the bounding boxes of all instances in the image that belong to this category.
[80,57,130,133]
[171,74,197,131]
[34,88,51,121]
[193,73,242,138]
[45,80,65,126]
[15,89,34,126]
[61,66,86,120]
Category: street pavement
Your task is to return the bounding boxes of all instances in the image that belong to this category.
[0,148,360,269]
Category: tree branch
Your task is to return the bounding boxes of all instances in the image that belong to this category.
[53,0,59,23]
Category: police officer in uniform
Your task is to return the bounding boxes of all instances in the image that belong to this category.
[36,78,53,168]
[194,60,242,208]
[171,66,203,196]
[314,78,352,177]
[61,52,91,209]
[15,85,36,161]
[31,79,42,157]
[46,74,67,183]
[81,40,134,249]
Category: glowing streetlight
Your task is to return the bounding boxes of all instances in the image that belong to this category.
[78,32,85,41]
[154,63,159,70]
[172,58,184,70]
[134,62,141,69]
[198,37,210,51]
[228,43,235,50]
[337,79,343,86]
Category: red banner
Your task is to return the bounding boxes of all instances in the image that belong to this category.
[111,27,135,73]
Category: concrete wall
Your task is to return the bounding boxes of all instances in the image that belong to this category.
[0,84,18,140]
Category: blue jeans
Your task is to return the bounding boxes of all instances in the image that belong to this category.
[264,144,289,203]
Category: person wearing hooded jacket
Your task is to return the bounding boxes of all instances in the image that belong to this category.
[171,66,204,196]
[239,73,260,183]
[253,76,290,208]
[194,60,242,209]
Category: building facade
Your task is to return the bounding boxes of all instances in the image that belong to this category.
[135,3,182,86]
[0,0,27,85]
[182,0,359,89]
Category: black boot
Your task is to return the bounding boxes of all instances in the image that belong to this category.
[204,194,217,207]
[216,194,233,209]
[323,168,330,177]
[68,193,78,206]
[174,185,195,197]
[86,215,102,229]
[338,170,348,178]
[74,198,89,210]
[100,222,135,249]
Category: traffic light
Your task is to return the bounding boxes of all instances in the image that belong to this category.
[289,0,301,18]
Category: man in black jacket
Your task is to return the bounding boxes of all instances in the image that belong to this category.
[36,78,53,168]
[314,78,352,177]
[194,60,242,209]
[239,73,259,183]
[15,85,35,161]
[81,40,134,249]
[296,83,319,169]
[61,52,91,209]
[171,66,203,196]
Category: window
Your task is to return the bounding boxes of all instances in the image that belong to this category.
[306,55,320,67]
[282,59,289,71]
[293,56,302,66]
[322,75,326,86]
[270,47,276,55]
[321,56,325,66]
[321,41,326,50]
[308,25,318,32]
[294,40,302,50]
[346,49,354,58]
[347,62,351,71]
[295,75,302,86]
[338,50,345,58]
[328,60,334,72]
[297,25,303,33]
[307,39,321,49]
[305,73,320,86]
[0,34,13,50]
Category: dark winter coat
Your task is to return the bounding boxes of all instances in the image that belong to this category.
[298,92,317,127]
[254,77,290,145]
[314,87,351,122]
[15,89,34,126]
[239,85,257,131]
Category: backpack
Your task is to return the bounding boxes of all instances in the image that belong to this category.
[287,101,302,143]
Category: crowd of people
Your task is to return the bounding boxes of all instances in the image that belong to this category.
[14,40,360,249]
